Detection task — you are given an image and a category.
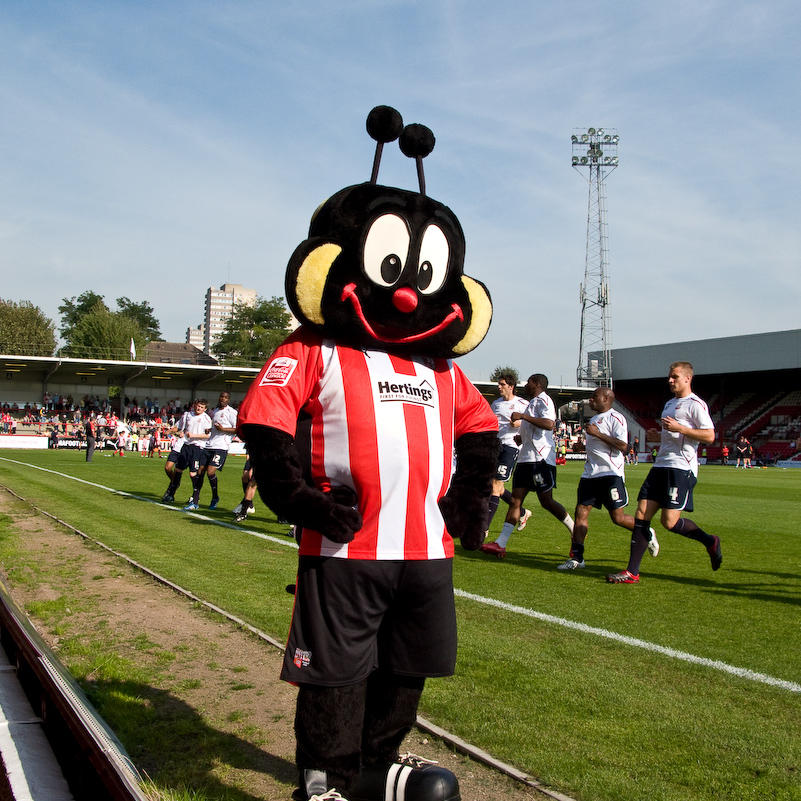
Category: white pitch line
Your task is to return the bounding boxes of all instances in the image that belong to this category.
[454,589,801,693]
[4,457,799,694]
[0,457,298,550]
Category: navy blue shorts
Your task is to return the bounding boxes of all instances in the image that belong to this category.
[513,461,557,493]
[494,444,520,482]
[577,475,629,510]
[281,556,457,687]
[203,448,228,471]
[638,467,696,511]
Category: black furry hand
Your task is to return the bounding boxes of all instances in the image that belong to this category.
[439,431,498,551]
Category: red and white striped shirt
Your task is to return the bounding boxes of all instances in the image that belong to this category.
[238,328,497,561]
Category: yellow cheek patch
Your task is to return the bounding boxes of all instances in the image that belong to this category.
[295,243,342,326]
[453,276,493,355]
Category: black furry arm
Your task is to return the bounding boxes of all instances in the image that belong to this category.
[438,431,499,551]
[239,423,362,543]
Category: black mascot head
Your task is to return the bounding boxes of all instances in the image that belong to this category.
[284,105,492,358]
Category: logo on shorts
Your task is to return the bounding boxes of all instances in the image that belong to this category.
[293,647,311,668]
[259,357,298,387]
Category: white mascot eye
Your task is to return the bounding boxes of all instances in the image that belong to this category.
[363,214,410,287]
[417,224,449,295]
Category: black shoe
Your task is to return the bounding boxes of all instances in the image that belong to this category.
[707,535,722,571]
[349,755,460,801]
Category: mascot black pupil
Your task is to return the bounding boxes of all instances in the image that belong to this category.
[381,255,401,284]
[236,105,497,801]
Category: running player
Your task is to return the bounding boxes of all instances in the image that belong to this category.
[486,374,530,532]
[181,399,212,511]
[607,362,721,584]
[202,391,239,510]
[480,373,574,558]
[559,387,658,570]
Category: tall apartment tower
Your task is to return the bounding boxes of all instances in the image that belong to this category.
[203,283,258,354]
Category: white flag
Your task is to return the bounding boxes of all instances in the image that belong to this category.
[130,338,136,360]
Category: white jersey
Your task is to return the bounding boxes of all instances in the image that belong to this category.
[582,408,628,479]
[170,411,192,453]
[518,391,557,466]
[491,395,529,448]
[207,405,238,450]
[654,392,714,476]
[184,411,212,449]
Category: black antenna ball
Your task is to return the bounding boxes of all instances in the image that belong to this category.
[366,106,404,143]
[399,124,435,159]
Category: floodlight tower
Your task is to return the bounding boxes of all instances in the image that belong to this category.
[572,127,619,388]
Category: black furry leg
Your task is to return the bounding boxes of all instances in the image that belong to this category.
[361,671,425,766]
[294,680,368,796]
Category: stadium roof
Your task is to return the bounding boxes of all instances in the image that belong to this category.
[611,329,801,381]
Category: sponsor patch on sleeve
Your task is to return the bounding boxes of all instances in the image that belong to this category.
[259,356,298,387]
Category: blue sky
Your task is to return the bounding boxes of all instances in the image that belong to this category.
[1,1,799,383]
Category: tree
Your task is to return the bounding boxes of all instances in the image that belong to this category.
[0,299,57,356]
[58,291,108,341]
[62,302,147,360]
[490,365,520,385]
[211,296,292,366]
[116,297,162,341]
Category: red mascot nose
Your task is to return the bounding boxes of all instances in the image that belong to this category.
[392,287,418,313]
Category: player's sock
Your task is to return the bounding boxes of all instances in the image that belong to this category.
[625,519,651,576]
[168,472,182,495]
[500,489,513,505]
[242,498,253,512]
[670,517,714,547]
[496,522,515,548]
[487,495,500,527]
[561,513,575,534]
[208,474,219,499]
[570,541,585,560]
[191,475,203,504]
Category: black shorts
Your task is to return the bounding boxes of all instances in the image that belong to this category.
[577,475,629,510]
[513,461,557,493]
[281,556,457,687]
[203,448,228,471]
[167,448,191,470]
[637,467,696,511]
[494,444,520,483]
[184,444,206,473]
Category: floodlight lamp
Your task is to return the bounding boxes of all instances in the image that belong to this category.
[603,135,612,143]
[612,135,619,143]
[571,135,578,143]
[597,128,604,135]
[581,134,589,142]
[588,127,596,135]
[572,156,579,164]
[580,156,588,164]
[611,157,618,164]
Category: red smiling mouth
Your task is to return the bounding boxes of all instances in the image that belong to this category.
[341,283,463,344]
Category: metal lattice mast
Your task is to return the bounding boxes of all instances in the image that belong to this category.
[572,127,619,388]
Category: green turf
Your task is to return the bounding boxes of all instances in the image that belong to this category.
[1,450,799,801]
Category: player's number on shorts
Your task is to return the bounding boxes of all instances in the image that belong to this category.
[610,488,620,502]
[669,486,679,503]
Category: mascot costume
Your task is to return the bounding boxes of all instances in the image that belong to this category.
[237,106,499,801]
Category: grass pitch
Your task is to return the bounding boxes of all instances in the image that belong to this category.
[0,449,799,801]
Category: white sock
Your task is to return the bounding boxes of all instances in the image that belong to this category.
[562,514,575,534]
[496,522,515,548]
